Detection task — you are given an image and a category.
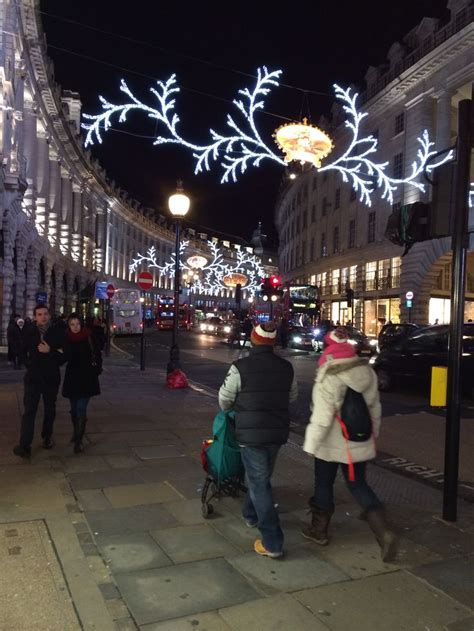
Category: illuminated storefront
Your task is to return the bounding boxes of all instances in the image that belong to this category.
[429,297,474,324]
[364,298,401,336]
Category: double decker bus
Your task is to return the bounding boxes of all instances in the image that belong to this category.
[285,285,321,326]
[155,296,193,330]
[110,289,143,335]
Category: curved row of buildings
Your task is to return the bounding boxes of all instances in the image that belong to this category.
[0,1,274,342]
[275,0,473,335]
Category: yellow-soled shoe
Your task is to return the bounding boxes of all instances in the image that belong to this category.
[254,539,283,558]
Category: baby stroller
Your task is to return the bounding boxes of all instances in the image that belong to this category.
[200,410,246,518]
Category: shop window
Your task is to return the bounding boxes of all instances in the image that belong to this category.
[365,261,377,291]
[331,269,341,294]
[391,257,401,288]
[350,265,357,286]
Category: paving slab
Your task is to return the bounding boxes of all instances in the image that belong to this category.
[140,611,231,630]
[102,482,183,508]
[410,556,474,608]
[133,445,187,460]
[86,504,178,537]
[114,557,260,625]
[315,531,442,579]
[68,469,145,491]
[219,593,328,631]
[76,489,113,511]
[295,570,472,631]
[59,455,111,474]
[229,545,349,594]
[446,617,474,631]
[0,466,67,513]
[97,532,172,574]
[150,524,239,563]
[164,498,214,525]
[403,518,474,557]
[0,520,80,630]
[103,455,142,469]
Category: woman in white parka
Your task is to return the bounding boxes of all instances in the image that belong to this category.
[303,327,397,562]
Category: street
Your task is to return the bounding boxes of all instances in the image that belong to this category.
[115,328,474,497]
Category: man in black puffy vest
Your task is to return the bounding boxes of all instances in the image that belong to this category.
[218,322,298,558]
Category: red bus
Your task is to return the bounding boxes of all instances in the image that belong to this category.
[155,296,193,330]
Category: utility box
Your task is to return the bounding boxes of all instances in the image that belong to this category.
[431,366,448,407]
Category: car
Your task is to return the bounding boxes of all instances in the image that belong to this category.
[372,323,474,397]
[199,317,231,336]
[288,326,315,350]
[311,323,335,352]
[378,323,420,352]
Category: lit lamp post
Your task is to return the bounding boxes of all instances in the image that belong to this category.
[167,181,190,373]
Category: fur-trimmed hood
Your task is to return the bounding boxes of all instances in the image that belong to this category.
[316,357,373,393]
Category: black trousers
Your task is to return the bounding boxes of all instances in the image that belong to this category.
[20,380,59,448]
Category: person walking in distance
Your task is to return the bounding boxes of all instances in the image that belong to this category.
[13,305,67,459]
[7,316,26,369]
[63,314,102,454]
[302,327,397,562]
[218,322,298,558]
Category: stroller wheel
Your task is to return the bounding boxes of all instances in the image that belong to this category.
[201,502,214,518]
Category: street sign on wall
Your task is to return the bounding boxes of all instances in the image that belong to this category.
[137,271,154,291]
[35,292,47,304]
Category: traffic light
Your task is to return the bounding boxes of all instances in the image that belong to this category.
[260,276,284,302]
[384,162,456,255]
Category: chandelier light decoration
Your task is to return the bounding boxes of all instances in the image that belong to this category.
[129,240,265,297]
[83,67,453,207]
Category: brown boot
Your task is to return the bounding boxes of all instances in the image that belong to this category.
[301,506,334,546]
[366,508,397,562]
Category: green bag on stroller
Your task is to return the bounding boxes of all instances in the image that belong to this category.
[204,411,244,484]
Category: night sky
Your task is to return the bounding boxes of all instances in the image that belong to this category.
[40,0,449,245]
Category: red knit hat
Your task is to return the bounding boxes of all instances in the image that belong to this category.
[319,327,356,366]
[251,323,277,346]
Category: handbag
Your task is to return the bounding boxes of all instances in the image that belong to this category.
[87,335,102,374]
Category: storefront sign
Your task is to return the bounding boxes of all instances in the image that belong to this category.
[35,292,47,304]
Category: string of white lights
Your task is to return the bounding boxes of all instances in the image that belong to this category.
[82,67,454,203]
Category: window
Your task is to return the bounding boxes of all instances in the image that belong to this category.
[322,196,327,216]
[331,269,341,294]
[302,210,308,229]
[394,112,405,135]
[296,215,301,234]
[333,226,340,253]
[323,172,328,183]
[295,245,300,266]
[310,237,315,260]
[297,192,301,206]
[320,233,327,257]
[368,212,376,243]
[348,219,356,249]
[335,188,341,209]
[391,256,401,288]
[350,187,357,202]
[303,184,308,200]
[372,128,379,140]
[302,241,306,264]
[393,152,404,179]
[312,175,317,191]
[311,204,316,223]
[365,261,377,291]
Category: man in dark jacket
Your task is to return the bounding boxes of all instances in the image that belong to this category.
[13,304,67,458]
[218,322,298,558]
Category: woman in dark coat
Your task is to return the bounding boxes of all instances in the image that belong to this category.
[63,314,102,453]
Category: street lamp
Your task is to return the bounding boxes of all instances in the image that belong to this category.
[167,181,190,373]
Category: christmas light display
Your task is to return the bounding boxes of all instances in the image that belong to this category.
[129,240,265,297]
[83,68,454,206]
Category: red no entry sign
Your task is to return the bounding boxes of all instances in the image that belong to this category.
[137,271,154,291]
[106,283,115,299]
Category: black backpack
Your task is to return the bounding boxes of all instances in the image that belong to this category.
[337,387,372,442]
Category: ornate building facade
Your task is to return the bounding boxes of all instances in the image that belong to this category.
[275,0,473,335]
[0,1,272,342]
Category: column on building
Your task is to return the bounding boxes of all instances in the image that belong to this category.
[48,148,61,246]
[71,183,83,264]
[435,89,453,149]
[35,122,50,236]
[21,101,37,222]
[404,94,435,204]
[64,268,76,314]
[14,233,28,316]
[25,245,41,317]
[59,168,72,256]
[93,201,107,273]
[1,215,17,341]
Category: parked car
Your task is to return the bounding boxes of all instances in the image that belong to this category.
[372,323,474,397]
[378,323,420,352]
[199,317,231,336]
[311,325,376,357]
[288,326,316,350]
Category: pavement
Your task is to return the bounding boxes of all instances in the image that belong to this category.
[0,349,473,630]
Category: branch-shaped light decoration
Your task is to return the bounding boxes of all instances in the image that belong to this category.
[82,68,454,205]
[129,240,265,297]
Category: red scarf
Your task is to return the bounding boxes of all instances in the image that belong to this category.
[67,327,91,342]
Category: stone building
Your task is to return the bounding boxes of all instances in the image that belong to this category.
[0,1,272,342]
[275,0,473,335]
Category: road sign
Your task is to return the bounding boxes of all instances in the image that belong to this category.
[106,284,115,299]
[406,299,413,308]
[95,282,108,300]
[137,271,154,291]
[35,291,47,304]
[406,291,414,300]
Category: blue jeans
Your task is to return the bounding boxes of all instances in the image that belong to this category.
[70,397,90,418]
[311,458,382,513]
[241,444,283,553]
